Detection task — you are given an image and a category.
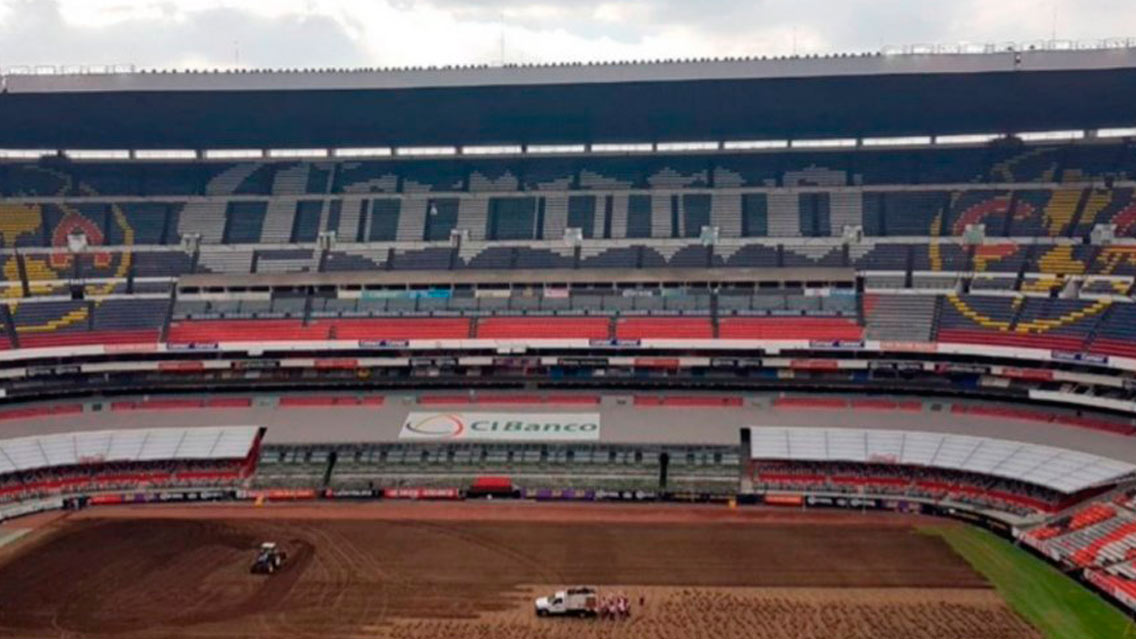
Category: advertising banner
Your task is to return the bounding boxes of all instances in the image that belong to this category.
[158,361,206,372]
[240,489,318,501]
[0,498,63,522]
[1051,350,1108,365]
[382,487,461,500]
[879,341,938,354]
[808,340,865,350]
[167,342,219,351]
[324,488,379,499]
[763,494,804,506]
[557,357,608,367]
[314,358,359,369]
[633,357,680,369]
[400,412,601,442]
[361,289,451,300]
[589,339,641,348]
[357,340,410,349]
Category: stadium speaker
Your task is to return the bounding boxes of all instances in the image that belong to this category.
[658,452,670,490]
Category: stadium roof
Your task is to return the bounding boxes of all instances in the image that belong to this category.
[750,426,1136,494]
[0,425,259,474]
[2,48,1135,149]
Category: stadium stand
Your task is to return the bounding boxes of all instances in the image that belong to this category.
[0,426,261,503]
[751,427,1136,516]
[10,50,1136,630]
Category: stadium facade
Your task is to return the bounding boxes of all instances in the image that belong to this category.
[3,44,1136,611]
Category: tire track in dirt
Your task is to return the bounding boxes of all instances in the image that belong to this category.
[0,515,998,639]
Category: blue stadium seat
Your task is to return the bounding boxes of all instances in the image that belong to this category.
[850,244,909,270]
[423,198,459,241]
[333,161,399,194]
[487,197,536,240]
[401,161,466,193]
[223,202,267,244]
[917,147,987,184]
[863,191,947,236]
[723,243,779,267]
[92,299,168,331]
[390,247,453,270]
[367,199,401,242]
[139,164,201,196]
[514,247,575,269]
[580,246,639,269]
[291,201,323,243]
[714,154,781,188]
[131,250,193,278]
[943,190,1011,237]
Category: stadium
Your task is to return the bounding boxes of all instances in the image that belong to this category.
[2,40,1136,638]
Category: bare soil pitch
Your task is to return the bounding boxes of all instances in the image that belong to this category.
[0,503,1038,639]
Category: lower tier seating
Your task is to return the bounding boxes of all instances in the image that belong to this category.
[616,317,713,339]
[13,291,1136,365]
[19,329,159,348]
[168,318,472,342]
[476,317,610,340]
[718,317,864,340]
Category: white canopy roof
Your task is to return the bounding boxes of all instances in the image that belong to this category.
[750,426,1136,494]
[0,426,259,475]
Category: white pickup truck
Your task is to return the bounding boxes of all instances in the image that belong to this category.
[534,586,599,617]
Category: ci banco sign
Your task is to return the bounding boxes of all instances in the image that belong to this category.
[399,412,601,442]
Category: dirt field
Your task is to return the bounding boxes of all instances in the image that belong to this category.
[0,502,1039,639]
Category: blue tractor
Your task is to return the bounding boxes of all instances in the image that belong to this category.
[250,542,287,575]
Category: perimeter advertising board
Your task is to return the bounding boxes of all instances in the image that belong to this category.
[399,412,601,442]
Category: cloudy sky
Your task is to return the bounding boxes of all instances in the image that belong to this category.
[0,0,1134,70]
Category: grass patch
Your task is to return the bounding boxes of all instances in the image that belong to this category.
[924,524,1135,639]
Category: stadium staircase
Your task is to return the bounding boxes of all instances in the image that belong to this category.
[1063,189,1093,238]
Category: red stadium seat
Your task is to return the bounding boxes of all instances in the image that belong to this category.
[1089,339,1136,359]
[0,404,82,420]
[168,319,325,342]
[615,317,713,340]
[937,328,1087,352]
[20,329,158,348]
[322,318,470,340]
[718,317,863,340]
[280,395,384,407]
[543,395,601,405]
[774,397,848,409]
[418,395,472,405]
[1072,522,1136,567]
[476,317,610,339]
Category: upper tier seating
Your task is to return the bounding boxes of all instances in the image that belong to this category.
[4,141,1136,251]
[8,141,1136,363]
[0,190,1132,246]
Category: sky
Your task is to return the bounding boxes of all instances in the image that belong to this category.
[0,0,1134,71]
